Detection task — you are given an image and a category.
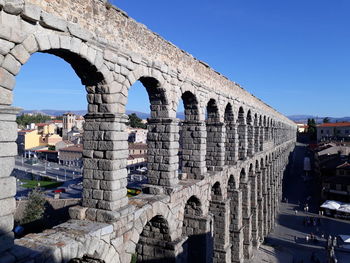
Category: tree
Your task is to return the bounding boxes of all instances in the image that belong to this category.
[16,114,51,128]
[20,188,46,225]
[128,113,146,129]
[323,117,330,123]
[307,118,317,140]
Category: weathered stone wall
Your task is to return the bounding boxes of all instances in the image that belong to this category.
[0,0,297,262]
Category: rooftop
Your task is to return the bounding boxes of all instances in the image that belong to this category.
[318,122,350,128]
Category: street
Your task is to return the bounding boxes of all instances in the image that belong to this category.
[15,156,82,181]
[263,142,350,262]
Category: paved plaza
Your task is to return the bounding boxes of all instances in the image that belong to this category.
[251,143,350,263]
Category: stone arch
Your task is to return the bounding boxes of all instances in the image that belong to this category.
[2,32,134,220]
[240,167,247,183]
[238,106,247,160]
[211,181,223,201]
[182,195,212,262]
[263,116,268,142]
[209,180,231,261]
[206,99,224,171]
[269,118,273,141]
[228,174,237,190]
[254,113,259,153]
[3,33,108,108]
[182,91,200,121]
[178,90,204,179]
[224,102,236,165]
[135,215,180,262]
[125,73,171,118]
[247,110,254,157]
[239,166,253,258]
[228,172,243,262]
[259,115,264,151]
[249,162,259,246]
[206,98,220,123]
[131,73,180,187]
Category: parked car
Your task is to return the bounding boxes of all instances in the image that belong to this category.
[53,188,66,193]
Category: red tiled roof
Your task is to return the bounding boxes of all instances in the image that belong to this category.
[36,123,49,127]
[59,144,83,152]
[34,150,57,153]
[318,122,350,128]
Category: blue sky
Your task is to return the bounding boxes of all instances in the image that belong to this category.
[14,0,350,117]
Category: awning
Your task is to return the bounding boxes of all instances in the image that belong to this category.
[338,204,350,213]
[320,200,342,210]
[339,235,350,243]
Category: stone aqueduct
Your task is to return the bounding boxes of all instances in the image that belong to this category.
[0,0,297,262]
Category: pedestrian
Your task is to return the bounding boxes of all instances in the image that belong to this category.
[295,209,298,215]
[333,236,337,247]
[328,235,332,250]
[306,235,309,242]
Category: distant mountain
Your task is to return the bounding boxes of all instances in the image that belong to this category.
[19,109,186,120]
[288,115,350,124]
[21,109,87,116]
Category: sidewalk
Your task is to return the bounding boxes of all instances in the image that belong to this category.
[247,245,293,263]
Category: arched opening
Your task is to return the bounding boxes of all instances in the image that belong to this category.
[211,181,222,201]
[249,163,259,246]
[259,116,264,151]
[182,196,211,262]
[254,114,259,153]
[237,107,246,160]
[228,174,243,262]
[135,215,176,262]
[240,168,252,258]
[11,49,106,235]
[264,117,269,142]
[246,110,254,157]
[206,99,223,171]
[178,91,204,179]
[209,181,230,261]
[258,158,265,240]
[224,103,236,165]
[269,119,273,142]
[127,77,178,188]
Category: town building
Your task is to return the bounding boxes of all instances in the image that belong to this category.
[314,143,350,202]
[317,122,350,142]
[127,143,147,174]
[17,129,39,155]
[17,123,63,156]
[127,127,147,144]
[55,140,74,151]
[62,113,85,140]
[58,144,83,167]
[295,122,308,133]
